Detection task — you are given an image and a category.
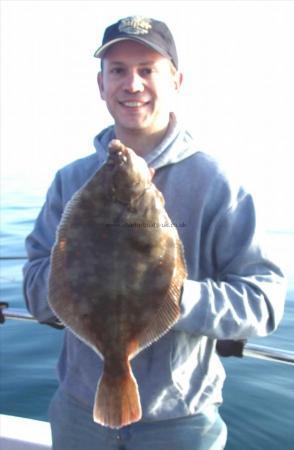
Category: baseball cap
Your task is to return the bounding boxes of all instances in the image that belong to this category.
[94,16,178,69]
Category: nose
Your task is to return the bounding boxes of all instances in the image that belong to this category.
[123,70,144,93]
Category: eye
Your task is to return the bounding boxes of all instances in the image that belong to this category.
[110,67,125,75]
[140,67,153,76]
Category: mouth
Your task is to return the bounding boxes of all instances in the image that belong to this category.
[118,100,150,110]
[107,140,129,167]
[107,152,128,168]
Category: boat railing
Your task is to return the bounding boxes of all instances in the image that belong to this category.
[1,255,293,365]
[1,303,293,365]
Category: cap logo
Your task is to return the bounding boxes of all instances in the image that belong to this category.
[118,16,152,35]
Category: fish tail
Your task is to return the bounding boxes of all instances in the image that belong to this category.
[93,365,142,429]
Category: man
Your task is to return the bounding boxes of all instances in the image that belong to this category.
[23,16,286,450]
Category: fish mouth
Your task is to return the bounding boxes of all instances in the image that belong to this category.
[107,152,128,167]
[107,140,129,167]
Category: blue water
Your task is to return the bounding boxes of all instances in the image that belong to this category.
[1,184,294,449]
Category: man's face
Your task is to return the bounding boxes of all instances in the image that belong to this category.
[97,40,182,137]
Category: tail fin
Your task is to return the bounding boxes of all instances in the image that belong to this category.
[93,367,142,429]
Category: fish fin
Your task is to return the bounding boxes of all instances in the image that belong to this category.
[93,366,142,429]
[134,238,187,356]
[134,292,180,355]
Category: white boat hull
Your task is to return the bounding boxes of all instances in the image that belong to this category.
[0,414,52,449]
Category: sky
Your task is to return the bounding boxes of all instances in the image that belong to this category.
[1,0,294,234]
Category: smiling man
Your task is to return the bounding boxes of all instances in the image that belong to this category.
[23,16,286,450]
[97,39,182,155]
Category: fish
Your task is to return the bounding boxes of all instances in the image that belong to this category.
[48,139,187,429]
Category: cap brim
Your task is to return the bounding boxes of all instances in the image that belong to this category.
[94,36,171,63]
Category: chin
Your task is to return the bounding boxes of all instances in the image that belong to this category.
[116,114,153,131]
[119,121,150,132]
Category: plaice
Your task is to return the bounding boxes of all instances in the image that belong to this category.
[48,139,187,429]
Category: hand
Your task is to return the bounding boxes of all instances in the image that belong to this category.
[216,339,247,357]
[0,302,9,324]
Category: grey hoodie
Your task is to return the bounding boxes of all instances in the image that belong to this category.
[23,115,286,421]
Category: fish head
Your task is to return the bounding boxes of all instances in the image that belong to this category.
[106,139,153,202]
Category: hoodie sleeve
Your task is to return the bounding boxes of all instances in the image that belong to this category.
[174,180,287,340]
[23,172,64,323]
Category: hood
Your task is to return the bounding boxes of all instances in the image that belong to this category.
[93,114,198,170]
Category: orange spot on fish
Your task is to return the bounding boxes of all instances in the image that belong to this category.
[59,240,66,251]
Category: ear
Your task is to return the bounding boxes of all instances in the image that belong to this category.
[97,72,105,100]
[174,72,183,92]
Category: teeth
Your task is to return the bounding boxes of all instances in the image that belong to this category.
[123,102,144,107]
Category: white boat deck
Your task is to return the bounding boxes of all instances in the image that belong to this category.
[0,414,52,449]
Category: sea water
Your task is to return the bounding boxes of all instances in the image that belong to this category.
[0,183,294,450]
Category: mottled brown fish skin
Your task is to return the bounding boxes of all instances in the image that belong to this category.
[48,139,187,429]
